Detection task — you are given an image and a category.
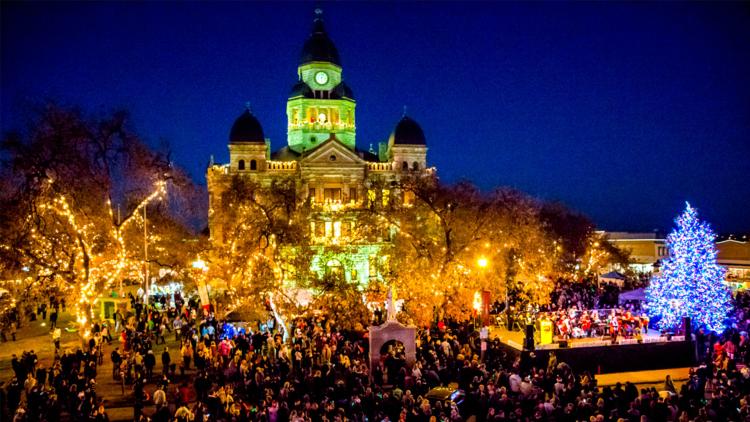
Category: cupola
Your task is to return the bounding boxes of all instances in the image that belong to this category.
[390,116,426,146]
[299,9,341,66]
[229,108,265,144]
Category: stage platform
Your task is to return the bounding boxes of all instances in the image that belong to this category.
[488,326,684,351]
[488,326,696,374]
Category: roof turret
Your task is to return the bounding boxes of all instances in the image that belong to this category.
[299,9,341,66]
[229,107,265,144]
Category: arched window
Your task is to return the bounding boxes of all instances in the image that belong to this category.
[238,159,245,170]
[412,161,420,170]
[326,259,343,280]
[250,159,257,170]
[402,161,409,171]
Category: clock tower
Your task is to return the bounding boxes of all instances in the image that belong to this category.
[287,9,356,153]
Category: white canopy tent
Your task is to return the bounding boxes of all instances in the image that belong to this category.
[599,271,627,287]
[618,287,646,304]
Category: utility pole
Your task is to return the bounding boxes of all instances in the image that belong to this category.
[144,204,149,303]
[117,204,122,295]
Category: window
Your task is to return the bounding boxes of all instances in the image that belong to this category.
[238,159,245,170]
[349,187,358,203]
[309,188,316,203]
[326,259,343,278]
[382,189,390,206]
[324,188,341,202]
[402,161,409,171]
[412,161,420,170]
[250,159,257,170]
[333,221,341,239]
[342,221,351,238]
[325,221,332,238]
[329,154,337,161]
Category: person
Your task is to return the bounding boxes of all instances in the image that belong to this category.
[145,350,156,380]
[162,347,171,375]
[608,310,619,343]
[111,348,122,380]
[51,327,61,352]
[664,375,676,394]
[152,386,170,422]
[49,309,58,329]
[173,317,183,342]
[10,321,16,342]
[174,404,194,422]
[181,341,193,374]
[114,309,122,332]
[156,321,166,345]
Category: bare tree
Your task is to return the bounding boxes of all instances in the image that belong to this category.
[0,103,203,328]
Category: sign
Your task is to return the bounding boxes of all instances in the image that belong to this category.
[540,319,553,345]
[480,327,489,340]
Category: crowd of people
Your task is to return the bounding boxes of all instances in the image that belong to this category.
[3,285,750,421]
[2,336,106,421]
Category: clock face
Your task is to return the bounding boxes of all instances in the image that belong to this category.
[314,71,328,85]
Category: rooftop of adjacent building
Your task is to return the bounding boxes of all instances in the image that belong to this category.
[603,231,665,241]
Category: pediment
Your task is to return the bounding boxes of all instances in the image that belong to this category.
[300,137,365,166]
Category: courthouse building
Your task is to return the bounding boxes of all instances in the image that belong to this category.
[207,10,430,285]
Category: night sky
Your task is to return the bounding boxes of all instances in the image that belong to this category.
[2,2,749,233]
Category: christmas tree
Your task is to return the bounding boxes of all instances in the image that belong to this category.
[646,202,732,333]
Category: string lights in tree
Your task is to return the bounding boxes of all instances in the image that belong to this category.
[646,202,732,333]
[23,179,167,335]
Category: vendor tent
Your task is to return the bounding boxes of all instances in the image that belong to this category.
[618,287,646,304]
[599,271,627,287]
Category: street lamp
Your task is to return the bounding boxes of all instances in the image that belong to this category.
[476,257,489,328]
[473,290,482,329]
[192,259,208,272]
[192,258,210,310]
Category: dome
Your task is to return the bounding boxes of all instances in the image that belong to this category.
[391,116,426,146]
[289,80,313,98]
[229,109,265,144]
[299,11,341,66]
[331,82,354,100]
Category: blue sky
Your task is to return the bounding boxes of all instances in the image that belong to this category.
[2,2,749,233]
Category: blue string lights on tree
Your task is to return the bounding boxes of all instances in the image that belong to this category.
[646,202,732,333]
